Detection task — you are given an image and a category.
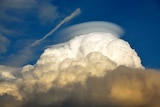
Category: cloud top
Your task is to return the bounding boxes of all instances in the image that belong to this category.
[59,21,124,40]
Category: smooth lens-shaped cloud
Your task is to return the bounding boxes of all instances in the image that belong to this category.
[59,21,124,40]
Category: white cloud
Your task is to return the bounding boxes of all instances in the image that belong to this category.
[0,0,60,35]
[0,25,160,107]
[0,34,10,53]
[38,2,59,23]
[0,0,37,10]
[0,30,143,101]
[0,65,20,80]
[0,0,61,66]
[30,8,81,47]
[0,0,59,23]
[5,47,34,67]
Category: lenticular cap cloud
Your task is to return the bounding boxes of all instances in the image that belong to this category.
[60,21,124,39]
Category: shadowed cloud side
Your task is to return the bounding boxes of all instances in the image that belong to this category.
[0,66,160,107]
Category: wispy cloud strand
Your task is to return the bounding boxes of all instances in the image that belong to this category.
[30,8,81,47]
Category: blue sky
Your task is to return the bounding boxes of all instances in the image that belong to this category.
[0,0,160,69]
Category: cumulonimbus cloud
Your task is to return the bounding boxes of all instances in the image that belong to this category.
[0,21,159,107]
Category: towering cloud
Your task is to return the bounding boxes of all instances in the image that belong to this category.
[0,22,159,107]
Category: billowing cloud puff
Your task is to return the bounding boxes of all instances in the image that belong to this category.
[1,66,160,107]
[0,22,159,107]
[61,66,160,107]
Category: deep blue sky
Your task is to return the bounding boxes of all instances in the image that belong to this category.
[0,0,160,69]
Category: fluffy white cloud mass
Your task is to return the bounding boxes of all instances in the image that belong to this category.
[0,22,159,107]
[33,32,141,86]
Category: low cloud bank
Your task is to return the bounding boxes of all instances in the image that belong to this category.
[0,66,160,107]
